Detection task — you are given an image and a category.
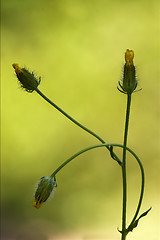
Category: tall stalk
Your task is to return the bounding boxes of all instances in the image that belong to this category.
[121,94,132,240]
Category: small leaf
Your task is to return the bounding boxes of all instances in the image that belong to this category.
[138,207,152,219]
[128,207,152,232]
[127,220,138,232]
[117,227,122,234]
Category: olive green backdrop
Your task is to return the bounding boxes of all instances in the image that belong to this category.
[1,0,160,239]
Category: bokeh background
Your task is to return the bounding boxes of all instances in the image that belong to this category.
[1,0,160,239]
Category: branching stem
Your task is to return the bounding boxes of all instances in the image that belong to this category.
[49,143,144,230]
[35,88,121,165]
[35,89,145,239]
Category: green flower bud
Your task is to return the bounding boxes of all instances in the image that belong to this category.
[118,49,137,94]
[33,176,57,209]
[12,63,41,92]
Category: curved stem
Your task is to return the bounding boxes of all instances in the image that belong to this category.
[121,94,131,240]
[112,145,145,231]
[35,88,121,165]
[50,144,109,178]
[50,143,144,227]
[127,151,145,229]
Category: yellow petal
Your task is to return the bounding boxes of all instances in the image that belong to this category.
[12,63,23,74]
[125,49,134,66]
[33,201,43,209]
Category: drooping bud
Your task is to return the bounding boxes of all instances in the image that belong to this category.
[12,63,40,92]
[33,176,57,209]
[118,49,137,94]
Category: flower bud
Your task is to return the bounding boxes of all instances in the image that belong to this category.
[33,176,57,209]
[12,63,40,92]
[118,49,137,94]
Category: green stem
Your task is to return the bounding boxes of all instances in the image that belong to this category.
[127,152,145,229]
[35,88,121,165]
[50,143,144,225]
[121,94,131,240]
[50,144,107,178]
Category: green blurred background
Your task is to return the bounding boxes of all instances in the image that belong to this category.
[1,0,160,239]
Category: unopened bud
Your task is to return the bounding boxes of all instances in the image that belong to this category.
[118,49,137,94]
[33,176,57,209]
[12,63,40,92]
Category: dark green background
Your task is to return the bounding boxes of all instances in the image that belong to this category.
[1,0,160,239]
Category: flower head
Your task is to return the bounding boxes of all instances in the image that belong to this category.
[118,49,137,94]
[33,176,57,209]
[12,63,40,92]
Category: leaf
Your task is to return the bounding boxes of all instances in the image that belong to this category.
[138,207,152,219]
[128,207,152,232]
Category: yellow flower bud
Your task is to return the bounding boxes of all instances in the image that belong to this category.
[118,49,137,94]
[12,63,41,92]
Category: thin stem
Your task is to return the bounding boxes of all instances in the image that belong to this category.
[35,88,121,165]
[121,94,131,240]
[50,144,109,178]
[127,151,145,229]
[50,143,144,226]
